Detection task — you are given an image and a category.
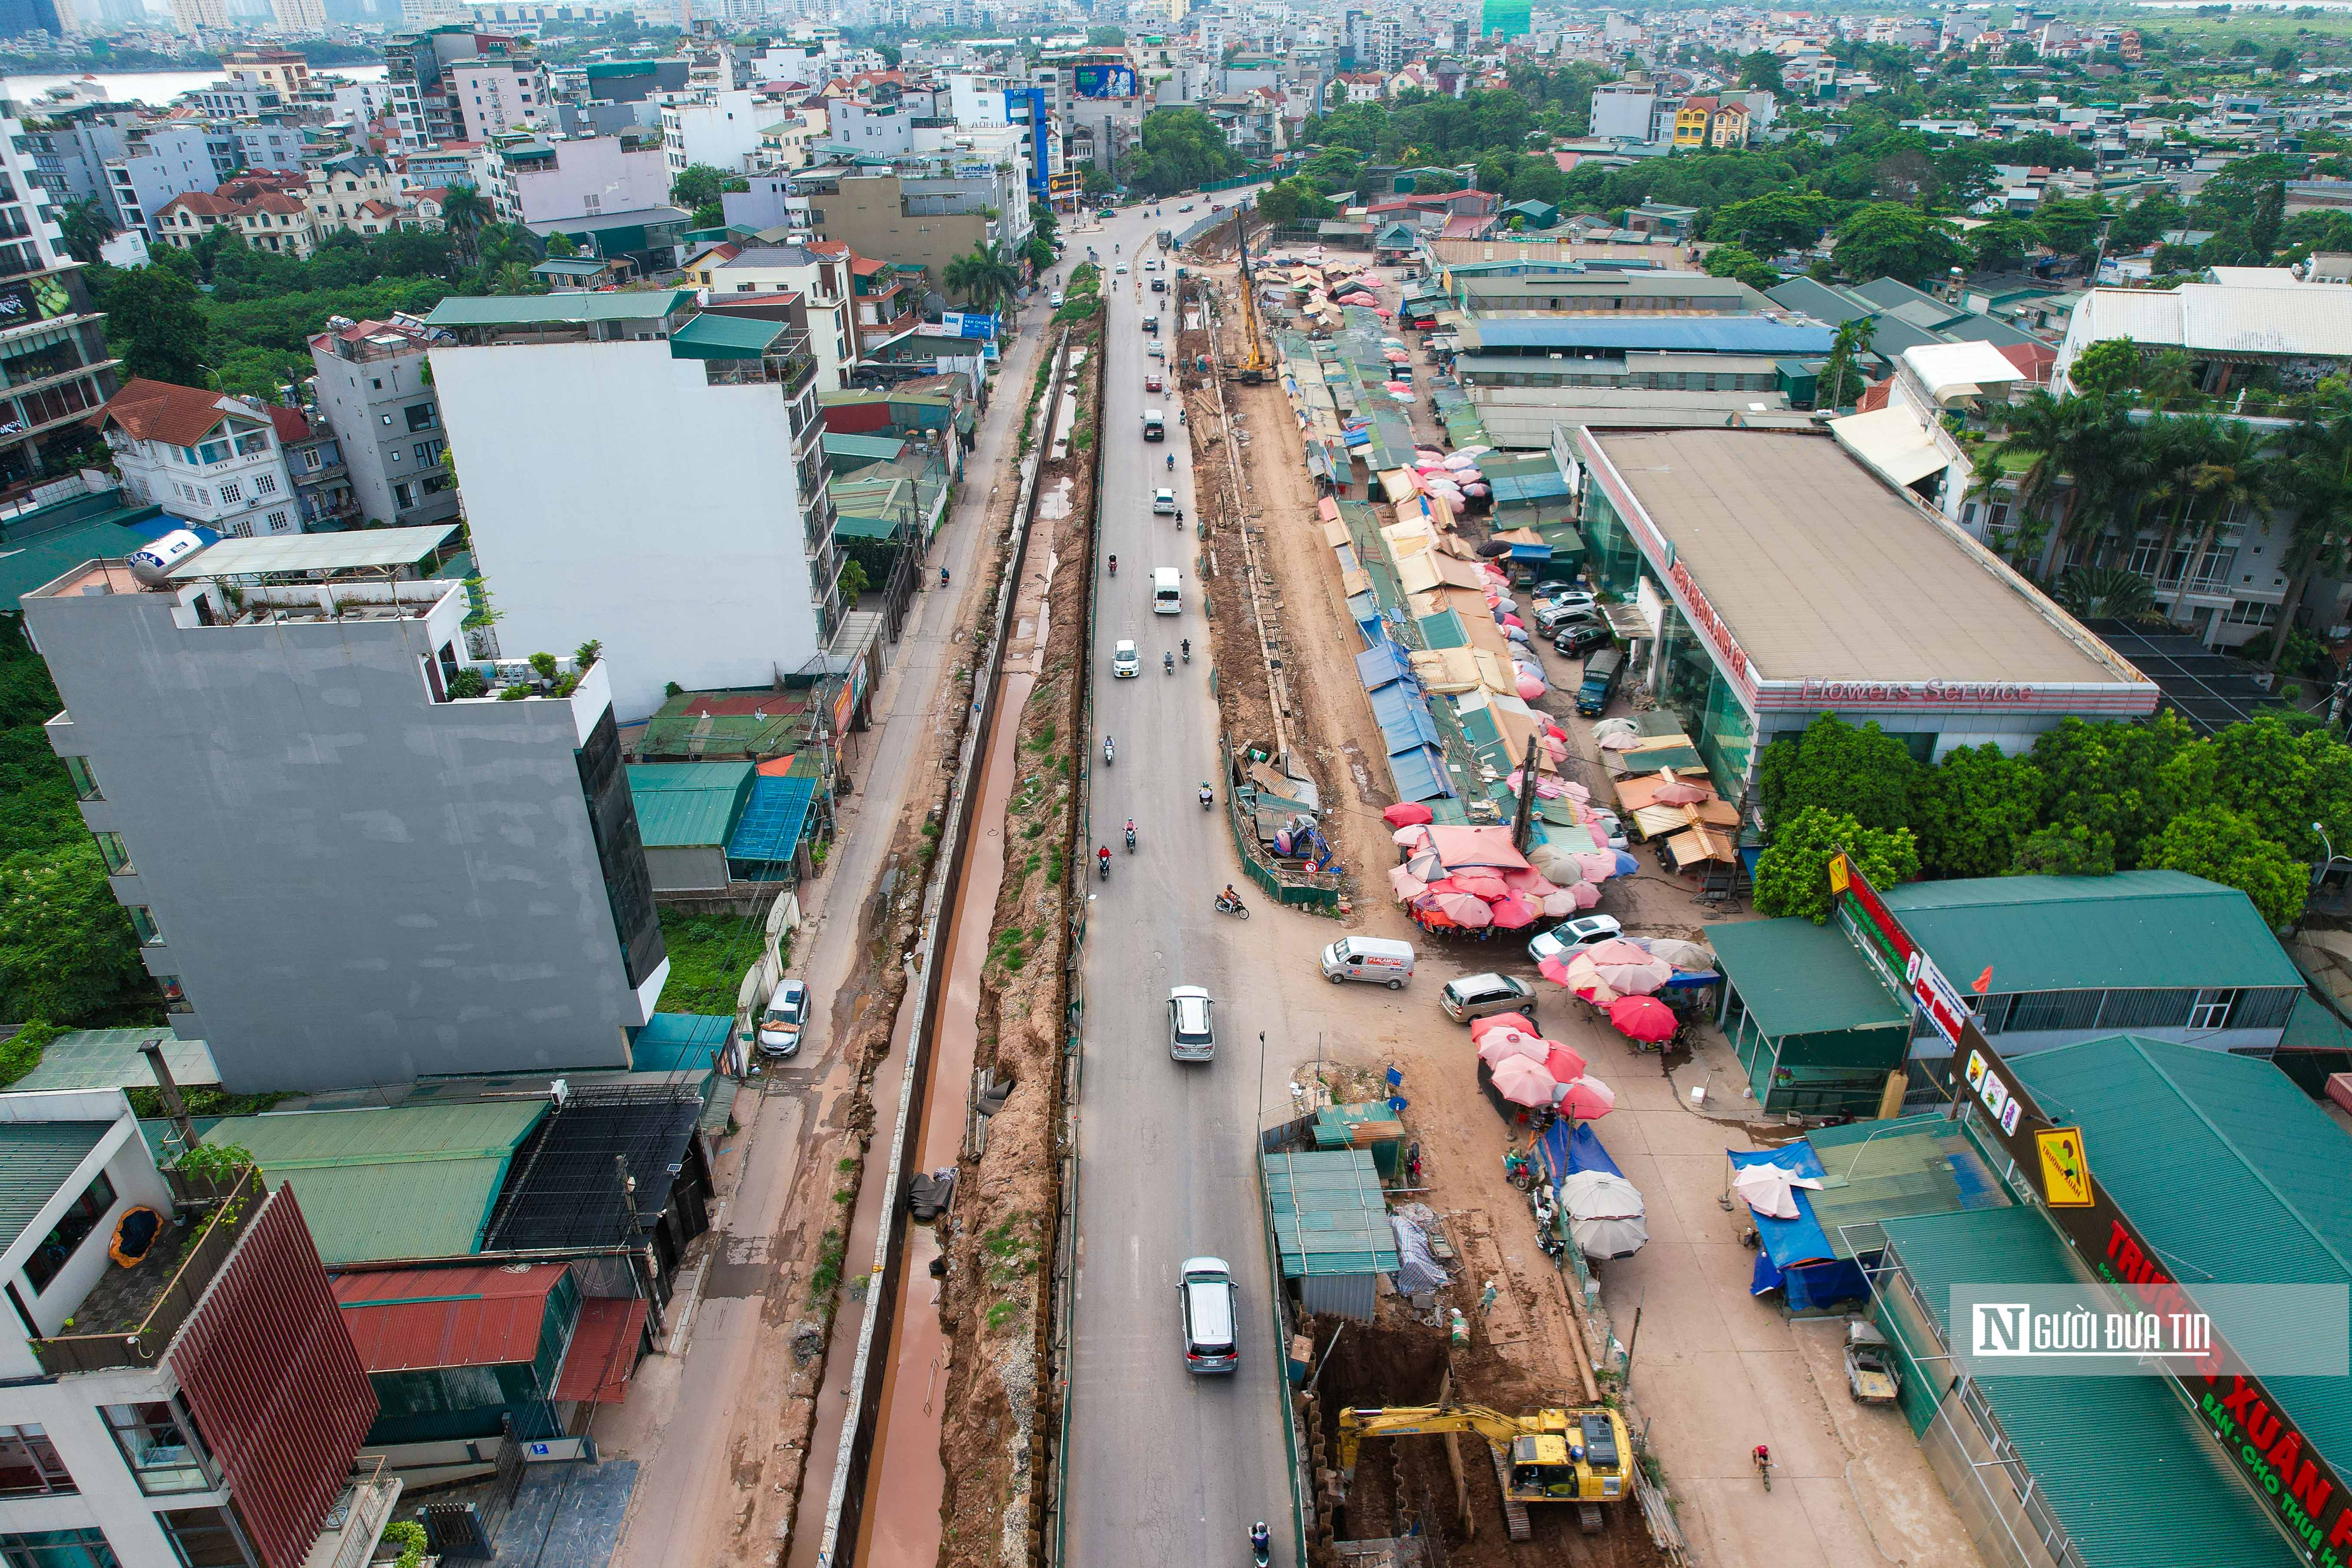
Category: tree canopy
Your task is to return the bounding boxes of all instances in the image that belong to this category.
[1117,108,1239,197]
[1754,809,1921,924]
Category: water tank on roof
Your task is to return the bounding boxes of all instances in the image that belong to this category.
[125,529,210,587]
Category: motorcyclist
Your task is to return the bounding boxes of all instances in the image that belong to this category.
[1752,1443,1772,1475]
[1250,1522,1271,1561]
[1108,553,1117,574]
[1199,782,1214,807]
[939,566,949,586]
[1175,507,1185,526]
[1181,637,1191,660]
[1166,452,1175,471]
[1104,735,1115,764]
[1098,845,1111,873]
[1163,650,1174,672]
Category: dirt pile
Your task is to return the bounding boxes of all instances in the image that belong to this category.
[933,309,1103,1568]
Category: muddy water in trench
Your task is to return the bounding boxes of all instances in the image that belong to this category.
[856,542,1058,1567]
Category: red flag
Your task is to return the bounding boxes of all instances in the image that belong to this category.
[1971,965,1993,995]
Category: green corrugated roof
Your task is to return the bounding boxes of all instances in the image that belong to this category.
[0,1122,110,1253]
[823,432,908,461]
[11,1029,220,1092]
[421,290,694,328]
[1802,1113,2010,1255]
[626,762,755,848]
[1262,1150,1398,1278]
[2283,992,2352,1053]
[202,1103,546,1265]
[1881,871,2301,994]
[669,312,787,360]
[1882,1207,2307,1568]
[2011,1036,2352,1468]
[1706,917,1911,1040]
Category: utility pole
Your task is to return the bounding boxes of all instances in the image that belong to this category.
[1511,734,1541,852]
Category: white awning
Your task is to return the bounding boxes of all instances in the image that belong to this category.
[1830,406,1954,488]
[168,523,461,579]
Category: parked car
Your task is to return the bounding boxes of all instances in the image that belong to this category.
[756,979,809,1057]
[1113,639,1139,678]
[1179,1257,1239,1373]
[1544,587,1598,615]
[1533,601,1599,636]
[1577,648,1627,717]
[1440,972,1538,1023]
[1845,1322,1901,1404]
[1553,624,1614,658]
[1525,915,1625,968]
[1167,985,1216,1061]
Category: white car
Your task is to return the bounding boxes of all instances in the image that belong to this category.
[1113,639,1139,678]
[756,978,809,1057]
[1527,914,1625,967]
[1146,257,1162,270]
[1534,600,1601,635]
[1544,588,1599,616]
[1049,290,1065,307]
[1168,985,1215,1061]
[1114,262,1130,274]
[1178,202,1196,212]
[1153,488,1177,514]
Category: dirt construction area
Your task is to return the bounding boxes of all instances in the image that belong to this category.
[1173,250,1991,1568]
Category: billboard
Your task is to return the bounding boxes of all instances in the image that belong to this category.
[1480,0,1532,36]
[939,311,999,340]
[1072,63,1137,98]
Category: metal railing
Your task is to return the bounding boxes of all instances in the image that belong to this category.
[30,1166,261,1374]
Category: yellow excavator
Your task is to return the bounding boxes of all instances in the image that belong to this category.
[1230,199,1269,384]
[1336,1404,1633,1535]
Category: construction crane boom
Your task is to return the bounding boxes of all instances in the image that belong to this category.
[1335,1403,1633,1530]
[1232,198,1268,383]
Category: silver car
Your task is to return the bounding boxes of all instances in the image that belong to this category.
[1168,985,1215,1061]
[1526,914,1625,967]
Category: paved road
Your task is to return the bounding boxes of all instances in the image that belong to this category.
[1062,192,1307,1568]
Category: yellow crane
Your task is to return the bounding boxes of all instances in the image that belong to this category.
[1231,199,1270,384]
[1336,1403,1633,1535]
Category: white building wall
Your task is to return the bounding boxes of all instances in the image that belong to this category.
[430,341,825,719]
[661,90,771,176]
[507,136,672,224]
[110,431,300,537]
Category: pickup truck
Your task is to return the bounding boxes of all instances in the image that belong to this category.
[1845,1322,1900,1404]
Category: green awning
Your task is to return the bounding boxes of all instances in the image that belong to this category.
[669,313,786,360]
[1706,917,1908,1040]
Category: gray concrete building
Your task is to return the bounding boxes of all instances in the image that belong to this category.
[306,314,461,529]
[22,529,670,1094]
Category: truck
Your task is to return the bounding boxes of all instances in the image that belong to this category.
[1157,227,1173,251]
[1152,567,1183,614]
[1142,407,1165,441]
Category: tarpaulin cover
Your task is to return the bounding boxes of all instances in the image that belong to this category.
[1538,1119,1624,1185]
[1357,641,1415,691]
[1730,1145,1870,1311]
[1389,743,1453,802]
[1370,683,1444,754]
[1389,1213,1452,1296]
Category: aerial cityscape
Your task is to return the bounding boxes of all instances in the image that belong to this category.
[0,1,2350,1567]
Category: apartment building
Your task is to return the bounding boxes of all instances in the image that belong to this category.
[152,188,320,258]
[0,1090,392,1568]
[801,161,1030,293]
[265,405,355,530]
[23,529,669,1090]
[383,25,542,145]
[499,130,672,224]
[306,316,462,529]
[424,291,840,719]
[221,46,312,94]
[0,117,119,492]
[660,88,772,177]
[306,152,410,236]
[445,54,550,138]
[103,124,235,239]
[95,381,302,538]
[683,242,858,387]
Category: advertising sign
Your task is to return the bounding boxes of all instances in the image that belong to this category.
[1834,852,2352,1564]
[0,274,70,327]
[939,311,999,340]
[1904,947,1971,1052]
[1072,63,1137,98]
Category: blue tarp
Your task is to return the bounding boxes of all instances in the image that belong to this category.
[631,1013,734,1072]
[1357,641,1414,692]
[1389,744,1453,802]
[1369,684,1443,754]
[727,774,818,866]
[1538,1120,1624,1185]
[1662,969,1722,991]
[1730,1145,1870,1312]
[1508,543,1553,561]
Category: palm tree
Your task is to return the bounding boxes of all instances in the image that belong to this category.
[493,260,540,295]
[56,197,113,266]
[441,183,494,273]
[2140,414,2228,586]
[1987,387,2094,573]
[942,241,1019,313]
[2176,417,2274,596]
[2054,565,2158,621]
[1818,314,1876,411]
[2266,413,2352,672]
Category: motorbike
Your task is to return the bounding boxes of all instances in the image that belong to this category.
[1108,554,1117,575]
[1198,783,1213,810]
[1103,735,1115,767]
[1125,819,1136,851]
[1214,891,1250,919]
[1097,848,1110,881]
[1529,1185,1565,1259]
[1163,651,1174,674]
[1181,640,1191,663]
[1175,508,1185,528]
[1250,1524,1271,1568]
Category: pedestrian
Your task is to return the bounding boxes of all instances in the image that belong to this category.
[1480,1278,1499,1317]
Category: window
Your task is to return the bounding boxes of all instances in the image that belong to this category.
[1985,502,2011,532]
[197,440,228,465]
[214,481,240,504]
[156,975,188,1015]
[127,905,161,945]
[24,1172,114,1292]
[0,1528,118,1568]
[60,755,98,801]
[232,432,267,456]
[2189,988,2239,1031]
[225,520,250,539]
[101,1403,208,1495]
[93,831,131,874]
[158,1508,248,1568]
[404,402,436,432]
[252,472,276,496]
[0,1427,74,1497]
[414,440,442,467]
[394,482,415,508]
[264,512,288,533]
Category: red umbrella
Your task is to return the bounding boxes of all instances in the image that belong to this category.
[1555,1074,1616,1120]
[1383,801,1434,827]
[1469,1011,1538,1041]
[1490,1054,1557,1107]
[1542,1042,1589,1081]
[1489,893,1542,930]
[1608,995,1677,1043]
[1536,953,1575,988]
[1453,872,1510,901]
[1478,1028,1547,1066]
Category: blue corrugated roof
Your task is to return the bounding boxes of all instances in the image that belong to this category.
[632,1013,735,1073]
[728,774,818,865]
[1389,744,1453,802]
[1368,683,1442,753]
[1469,317,1837,354]
[1356,641,1413,691]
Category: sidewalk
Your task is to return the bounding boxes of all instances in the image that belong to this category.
[598,309,1054,1568]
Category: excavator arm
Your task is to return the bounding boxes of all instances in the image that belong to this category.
[1335,1404,1528,1479]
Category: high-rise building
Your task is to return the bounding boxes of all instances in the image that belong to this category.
[22,530,671,1092]
[308,316,463,530]
[0,114,121,489]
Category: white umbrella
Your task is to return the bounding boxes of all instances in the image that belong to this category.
[1732,1163,1823,1221]
[1560,1171,1648,1260]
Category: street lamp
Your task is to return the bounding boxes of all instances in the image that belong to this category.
[2314,821,2338,887]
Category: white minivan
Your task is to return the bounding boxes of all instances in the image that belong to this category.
[1320,936,1416,989]
[1152,567,1183,614]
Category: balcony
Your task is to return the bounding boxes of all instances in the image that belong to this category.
[30,1165,261,1375]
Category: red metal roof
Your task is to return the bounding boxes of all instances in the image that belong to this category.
[552,1297,648,1403]
[334,1263,569,1372]
[171,1186,376,1568]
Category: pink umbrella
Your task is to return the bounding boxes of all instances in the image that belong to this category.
[1542,735,1569,764]
[1489,893,1542,929]
[1504,771,1569,799]
[1571,881,1604,910]
[1489,1054,1558,1107]
[1500,613,1525,629]
[1560,953,1621,1004]
[1542,1042,1590,1082]
[1393,824,1433,850]
[1453,872,1510,901]
[1469,1011,1538,1041]
[1651,780,1711,805]
[1555,1074,1617,1119]
[1584,939,1655,967]
[1540,889,1581,918]
[1478,1028,1548,1066]
[1574,851,1620,883]
[1502,867,1560,898]
[1433,892,1494,926]
[1388,864,1429,901]
[1594,955,1673,995]
[1516,675,1546,700]
[1384,801,1435,827]
[1585,822,1612,850]
[1608,995,1677,1044]
[1404,848,1445,882]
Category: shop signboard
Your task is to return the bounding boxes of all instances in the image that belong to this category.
[1831,852,2352,1565]
[939,311,998,340]
[1072,64,1137,98]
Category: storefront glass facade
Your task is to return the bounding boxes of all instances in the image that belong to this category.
[1579,484,1646,599]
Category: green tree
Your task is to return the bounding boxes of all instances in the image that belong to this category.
[1700,243,1780,291]
[56,198,114,267]
[2264,411,2352,673]
[2157,712,2352,865]
[0,840,155,1024]
[1086,24,1123,43]
[1255,176,1337,228]
[2053,565,2157,621]
[1755,808,1920,923]
[1817,313,1877,411]
[2249,179,2286,262]
[1833,203,1966,283]
[1737,50,1784,92]
[671,163,746,213]
[1914,745,2044,880]
[1081,166,1116,197]
[2069,337,2141,396]
[1117,107,1239,198]
[2011,824,2118,877]
[1706,191,1832,254]
[1757,712,1919,832]
[2274,46,2299,73]
[440,183,494,272]
[90,263,211,386]
[1969,216,2042,271]
[2111,189,2187,251]
[942,241,1019,311]
[2031,195,2110,262]
[544,230,578,258]
[2026,713,2197,868]
[2144,804,2308,929]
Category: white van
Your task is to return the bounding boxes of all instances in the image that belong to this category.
[1320,936,1416,989]
[1143,407,1166,441]
[1152,567,1183,614]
